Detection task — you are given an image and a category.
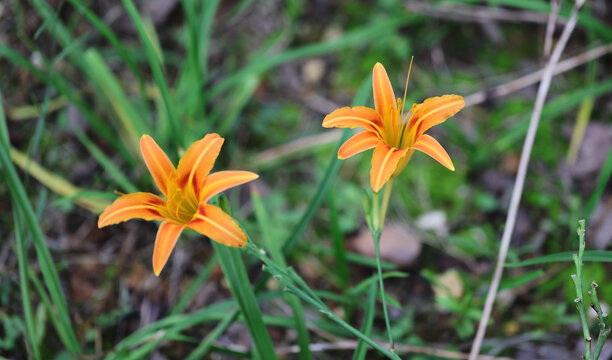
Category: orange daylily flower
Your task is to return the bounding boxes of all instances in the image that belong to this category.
[322,62,464,192]
[98,133,258,276]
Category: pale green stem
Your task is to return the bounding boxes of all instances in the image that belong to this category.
[371,179,395,351]
[379,177,394,227]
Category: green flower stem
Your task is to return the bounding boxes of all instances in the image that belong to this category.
[379,177,394,228]
[572,220,592,359]
[372,229,394,350]
[370,179,396,351]
[590,282,611,360]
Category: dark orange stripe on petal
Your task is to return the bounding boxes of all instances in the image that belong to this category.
[337,131,380,160]
[370,143,408,192]
[152,221,184,276]
[199,171,259,203]
[412,134,455,171]
[188,204,246,247]
[98,192,166,228]
[140,135,176,197]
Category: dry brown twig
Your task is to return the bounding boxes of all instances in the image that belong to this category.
[405,1,567,26]
[468,0,586,359]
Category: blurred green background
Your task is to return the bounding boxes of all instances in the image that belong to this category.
[1,0,612,358]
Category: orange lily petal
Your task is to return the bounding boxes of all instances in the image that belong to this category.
[176,133,224,198]
[370,142,409,192]
[188,204,246,247]
[338,131,380,159]
[412,134,455,171]
[98,192,166,228]
[140,135,176,197]
[373,63,397,118]
[412,95,464,138]
[152,221,184,276]
[199,171,259,203]
[322,106,383,134]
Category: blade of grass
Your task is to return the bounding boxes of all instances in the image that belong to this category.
[252,189,311,360]
[169,258,217,315]
[328,190,348,289]
[72,128,139,194]
[0,44,135,164]
[505,250,612,267]
[122,0,179,148]
[185,309,239,360]
[10,147,110,213]
[82,49,146,155]
[214,196,277,360]
[353,281,377,360]
[65,0,149,109]
[282,76,371,255]
[209,15,420,97]
[0,94,81,354]
[494,78,612,152]
[14,209,41,360]
[243,241,401,360]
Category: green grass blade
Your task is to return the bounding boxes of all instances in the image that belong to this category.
[65,0,149,105]
[352,281,377,360]
[185,310,239,360]
[328,190,348,289]
[282,76,371,255]
[0,44,135,164]
[214,196,277,360]
[209,15,419,97]
[505,251,612,267]
[14,209,41,360]
[169,258,217,315]
[82,49,146,155]
[584,144,612,219]
[72,128,139,194]
[494,78,612,152]
[0,98,81,354]
[252,190,311,360]
[122,0,179,148]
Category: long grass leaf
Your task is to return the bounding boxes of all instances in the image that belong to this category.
[82,49,146,155]
[0,101,81,354]
[505,250,612,267]
[14,208,40,359]
[214,196,277,359]
[10,147,110,213]
[352,281,376,360]
[252,190,311,360]
[122,0,180,148]
[282,76,371,255]
[0,45,135,164]
[65,0,149,106]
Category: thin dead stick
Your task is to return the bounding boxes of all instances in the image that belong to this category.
[463,42,612,106]
[405,1,567,26]
[251,42,612,168]
[543,0,561,57]
[468,1,585,359]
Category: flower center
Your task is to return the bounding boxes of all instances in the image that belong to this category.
[165,182,199,224]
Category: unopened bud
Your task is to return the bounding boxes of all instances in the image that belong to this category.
[574,298,581,303]
[591,281,598,288]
